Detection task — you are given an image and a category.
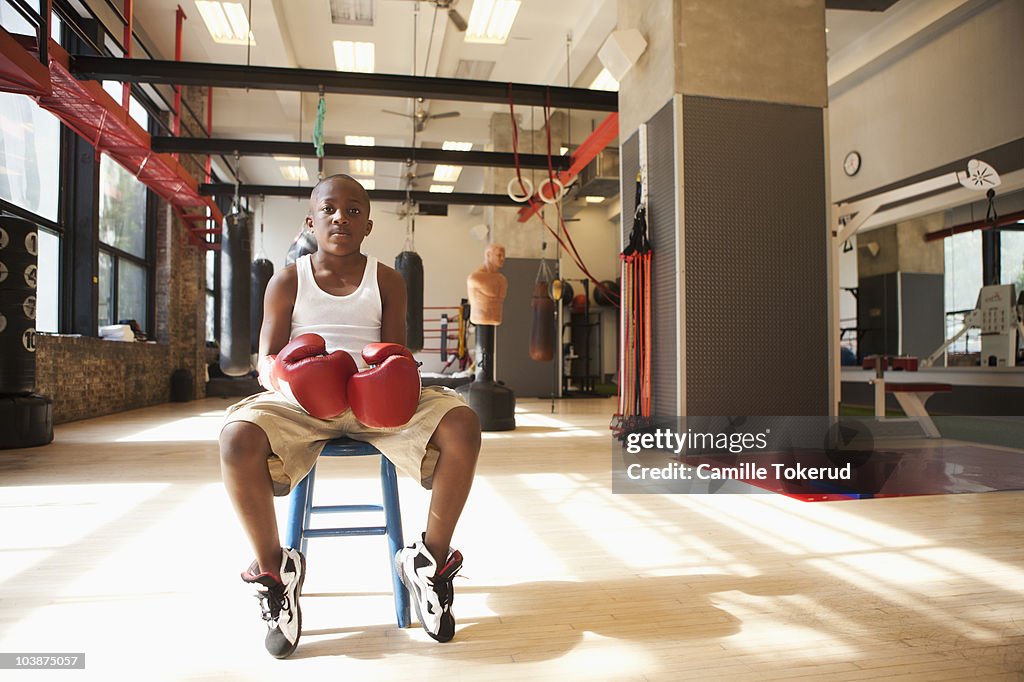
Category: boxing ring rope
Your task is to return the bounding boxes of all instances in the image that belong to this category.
[421,305,469,368]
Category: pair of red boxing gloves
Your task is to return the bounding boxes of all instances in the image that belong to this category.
[260,333,421,428]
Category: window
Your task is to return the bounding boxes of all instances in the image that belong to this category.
[206,248,218,342]
[98,154,150,331]
[1001,230,1024,293]
[0,91,62,223]
[35,228,59,332]
[943,231,983,353]
[0,1,64,331]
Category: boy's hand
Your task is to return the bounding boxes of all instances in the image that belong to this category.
[258,355,280,392]
[348,343,421,428]
[275,333,358,420]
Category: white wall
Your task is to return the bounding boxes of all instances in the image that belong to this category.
[829,0,1024,202]
[256,196,488,372]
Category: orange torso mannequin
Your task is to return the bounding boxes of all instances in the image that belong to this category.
[467,244,509,326]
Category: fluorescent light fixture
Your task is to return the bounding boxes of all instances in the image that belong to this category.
[559,146,569,156]
[333,40,375,72]
[272,155,300,162]
[345,135,375,146]
[590,68,619,92]
[358,178,375,190]
[432,165,463,183]
[195,1,255,45]
[280,165,308,182]
[584,196,605,204]
[349,159,375,176]
[442,141,473,151]
[429,184,455,193]
[465,0,521,44]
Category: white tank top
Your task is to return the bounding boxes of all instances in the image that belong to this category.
[291,254,382,368]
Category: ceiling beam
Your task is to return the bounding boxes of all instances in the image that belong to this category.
[152,137,572,170]
[70,56,619,111]
[201,184,521,206]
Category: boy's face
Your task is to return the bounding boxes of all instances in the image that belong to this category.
[305,177,373,257]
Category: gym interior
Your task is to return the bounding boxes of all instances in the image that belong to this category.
[2,0,1023,679]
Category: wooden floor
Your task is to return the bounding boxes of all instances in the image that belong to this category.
[1,397,1023,681]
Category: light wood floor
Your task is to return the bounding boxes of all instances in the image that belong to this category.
[1,397,1023,681]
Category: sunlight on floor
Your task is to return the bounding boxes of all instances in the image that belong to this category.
[115,415,226,442]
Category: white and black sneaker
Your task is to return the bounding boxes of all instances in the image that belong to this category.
[395,535,463,642]
[241,547,306,658]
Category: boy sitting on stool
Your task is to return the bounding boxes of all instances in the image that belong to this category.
[219,174,480,658]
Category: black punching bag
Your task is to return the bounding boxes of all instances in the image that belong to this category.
[0,216,53,448]
[529,281,555,362]
[250,258,274,354]
[219,211,252,376]
[395,251,424,352]
[285,230,317,266]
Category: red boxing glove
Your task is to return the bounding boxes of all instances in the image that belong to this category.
[275,333,358,419]
[347,343,421,428]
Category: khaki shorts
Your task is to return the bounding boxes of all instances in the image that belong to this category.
[222,386,468,496]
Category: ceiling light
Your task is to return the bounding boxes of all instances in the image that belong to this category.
[358,178,375,190]
[429,184,455,193]
[584,196,605,204]
[560,146,569,156]
[280,165,308,182]
[350,159,375,176]
[333,40,374,72]
[589,68,619,92]
[273,155,300,162]
[345,135,374,146]
[442,141,473,151]
[195,1,255,45]
[465,0,520,44]
[433,165,463,183]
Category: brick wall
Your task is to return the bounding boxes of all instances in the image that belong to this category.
[33,87,213,424]
[35,335,172,423]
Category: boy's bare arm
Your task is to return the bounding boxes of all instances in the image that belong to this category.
[259,265,298,358]
[378,263,408,347]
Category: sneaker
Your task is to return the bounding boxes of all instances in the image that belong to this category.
[395,535,463,642]
[241,547,306,658]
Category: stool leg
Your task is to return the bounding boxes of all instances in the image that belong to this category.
[380,456,410,628]
[286,465,315,556]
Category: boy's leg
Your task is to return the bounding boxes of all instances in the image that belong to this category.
[219,421,282,575]
[424,406,481,565]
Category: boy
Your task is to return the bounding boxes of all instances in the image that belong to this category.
[219,174,480,658]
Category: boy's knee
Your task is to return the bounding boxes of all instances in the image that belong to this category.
[438,405,481,454]
[447,407,481,452]
[219,421,270,467]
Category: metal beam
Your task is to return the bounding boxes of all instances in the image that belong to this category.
[201,183,520,206]
[152,136,572,171]
[70,56,619,111]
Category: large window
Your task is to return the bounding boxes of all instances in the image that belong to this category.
[943,231,983,353]
[206,249,217,342]
[1001,230,1024,292]
[98,154,150,331]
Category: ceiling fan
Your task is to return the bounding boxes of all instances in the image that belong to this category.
[383,97,461,133]
[388,0,467,32]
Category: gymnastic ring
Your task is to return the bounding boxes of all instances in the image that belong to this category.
[538,177,565,204]
[507,176,534,203]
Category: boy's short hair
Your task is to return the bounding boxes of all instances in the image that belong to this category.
[310,174,371,212]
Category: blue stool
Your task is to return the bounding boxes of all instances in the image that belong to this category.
[285,437,410,628]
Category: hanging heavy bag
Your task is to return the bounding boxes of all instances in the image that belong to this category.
[250,258,274,354]
[219,211,252,377]
[529,281,556,362]
[395,250,424,353]
[285,230,318,266]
